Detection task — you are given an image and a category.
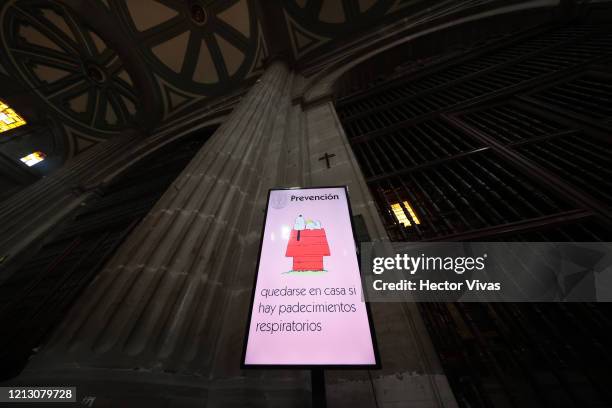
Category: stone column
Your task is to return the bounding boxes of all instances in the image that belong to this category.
[15,61,312,407]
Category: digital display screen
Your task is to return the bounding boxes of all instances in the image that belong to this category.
[242,187,377,367]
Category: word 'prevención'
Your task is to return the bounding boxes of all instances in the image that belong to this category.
[290,194,340,201]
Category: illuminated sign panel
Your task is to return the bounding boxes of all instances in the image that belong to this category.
[242,187,377,367]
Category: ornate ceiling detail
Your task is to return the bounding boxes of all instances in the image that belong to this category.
[111,0,265,100]
[283,0,404,58]
[0,0,141,136]
[63,123,105,157]
[154,73,206,121]
[0,0,271,164]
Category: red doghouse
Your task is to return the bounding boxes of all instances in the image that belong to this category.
[285,229,330,271]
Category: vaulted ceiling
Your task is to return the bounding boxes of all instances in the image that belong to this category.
[0,0,269,159]
[2,2,138,131]
[0,0,555,167]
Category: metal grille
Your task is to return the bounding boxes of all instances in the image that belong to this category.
[354,119,483,178]
[339,25,612,140]
[336,19,612,408]
[337,23,612,241]
[480,217,612,242]
[459,103,569,144]
[515,132,612,204]
[337,25,597,119]
[421,301,612,408]
[526,70,612,122]
[371,152,574,241]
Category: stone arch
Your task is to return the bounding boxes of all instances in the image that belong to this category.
[300,0,561,104]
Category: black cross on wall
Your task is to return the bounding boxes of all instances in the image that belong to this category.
[318,152,336,169]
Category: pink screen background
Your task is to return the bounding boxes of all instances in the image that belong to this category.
[244,187,376,365]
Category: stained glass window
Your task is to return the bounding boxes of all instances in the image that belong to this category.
[391,201,420,227]
[20,151,46,167]
[0,100,26,133]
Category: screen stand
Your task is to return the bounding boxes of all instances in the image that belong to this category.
[311,368,327,408]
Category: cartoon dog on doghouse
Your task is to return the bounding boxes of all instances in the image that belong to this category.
[285,215,330,272]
